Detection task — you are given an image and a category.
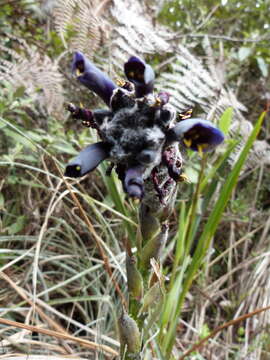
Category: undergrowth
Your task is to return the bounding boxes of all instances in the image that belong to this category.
[0,1,270,359]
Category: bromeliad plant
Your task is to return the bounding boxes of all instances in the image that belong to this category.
[65,51,224,358]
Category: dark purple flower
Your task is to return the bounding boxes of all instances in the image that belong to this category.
[167,118,225,153]
[124,56,155,98]
[65,141,110,178]
[72,51,117,106]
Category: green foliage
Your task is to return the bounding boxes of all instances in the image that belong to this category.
[159,0,270,118]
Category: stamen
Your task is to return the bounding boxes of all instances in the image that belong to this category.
[155,97,162,106]
[116,78,126,87]
[132,198,140,205]
[183,138,192,148]
[129,71,134,78]
[200,143,209,150]
[178,108,193,120]
[197,145,204,157]
[76,68,82,76]
[76,165,81,171]
[179,173,190,183]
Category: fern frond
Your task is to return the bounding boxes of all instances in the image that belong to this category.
[0,39,64,115]
[157,44,247,121]
[228,118,270,169]
[52,0,103,57]
[110,0,171,67]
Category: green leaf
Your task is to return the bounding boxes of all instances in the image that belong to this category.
[8,215,26,235]
[52,142,78,155]
[257,56,268,77]
[200,323,211,339]
[238,46,252,61]
[184,166,199,183]
[3,128,36,151]
[218,107,233,135]
[162,112,265,356]
[0,193,4,210]
[14,86,26,98]
[48,295,111,305]
[198,111,265,247]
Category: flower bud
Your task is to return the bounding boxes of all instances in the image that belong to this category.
[139,204,160,245]
[126,254,143,300]
[118,311,141,355]
[141,223,168,269]
[72,51,116,106]
[124,56,155,98]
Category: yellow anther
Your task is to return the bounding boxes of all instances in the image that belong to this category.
[183,138,192,148]
[197,145,204,157]
[133,198,140,205]
[200,143,209,150]
[179,173,190,183]
[155,97,162,106]
[76,165,81,172]
[129,71,134,78]
[76,68,82,76]
[116,78,126,87]
[179,108,193,120]
[79,102,84,108]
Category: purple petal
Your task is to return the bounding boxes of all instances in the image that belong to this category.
[124,56,155,98]
[65,141,110,177]
[167,118,225,152]
[72,51,117,106]
[124,166,145,199]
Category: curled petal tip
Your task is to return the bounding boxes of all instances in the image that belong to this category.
[65,141,110,178]
[127,184,144,199]
[72,52,117,106]
[124,56,155,98]
[167,118,225,152]
[124,166,145,199]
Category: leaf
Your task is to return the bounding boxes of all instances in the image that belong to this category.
[3,128,36,151]
[238,47,252,61]
[218,107,233,135]
[257,56,268,77]
[162,112,266,355]
[13,86,26,98]
[52,142,78,155]
[0,193,4,210]
[8,216,26,235]
[184,166,199,184]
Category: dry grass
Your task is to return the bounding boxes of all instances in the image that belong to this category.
[1,1,270,359]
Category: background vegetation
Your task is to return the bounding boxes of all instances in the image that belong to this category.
[0,0,270,359]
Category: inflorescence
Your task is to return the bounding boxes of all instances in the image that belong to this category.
[65,52,224,201]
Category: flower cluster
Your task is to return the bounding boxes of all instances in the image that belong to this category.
[64,52,225,358]
[65,52,224,201]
